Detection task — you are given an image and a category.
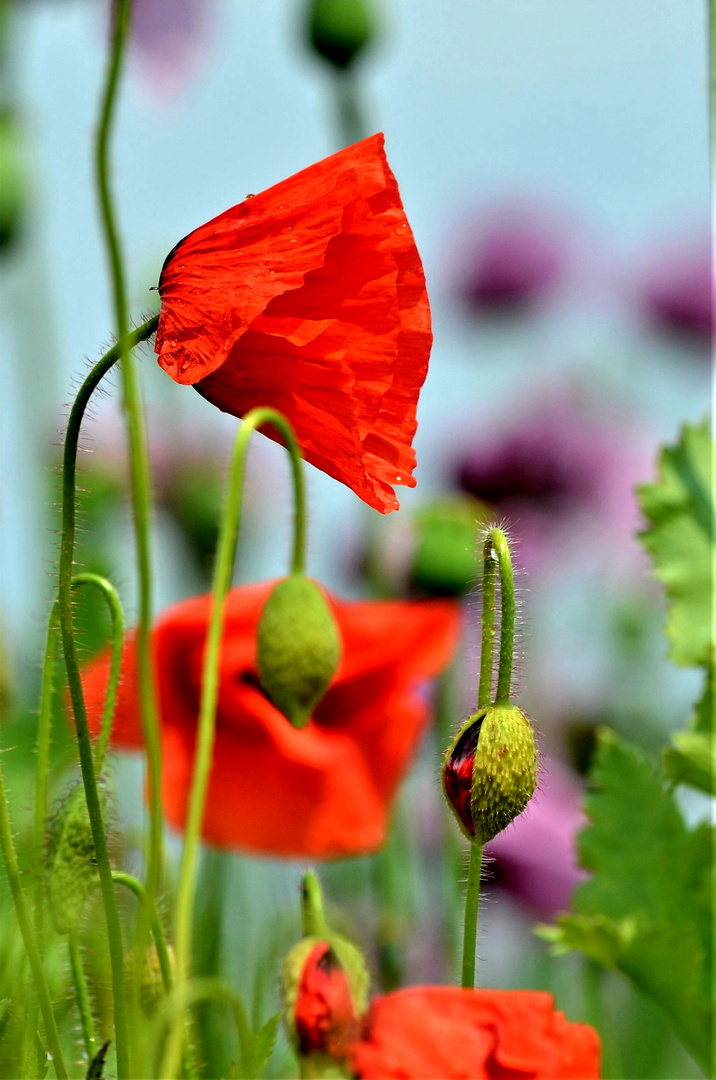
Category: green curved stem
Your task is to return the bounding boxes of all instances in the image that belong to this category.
[95,0,165,1031]
[69,931,96,1059]
[59,315,158,1080]
[157,978,252,1080]
[0,754,68,1078]
[72,574,125,773]
[112,871,173,994]
[489,528,515,705]
[168,407,305,1076]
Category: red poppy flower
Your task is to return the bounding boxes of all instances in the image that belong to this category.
[80,581,459,857]
[154,133,432,514]
[294,942,357,1057]
[349,986,601,1079]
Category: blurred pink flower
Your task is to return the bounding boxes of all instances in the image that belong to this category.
[486,761,588,919]
[120,0,212,97]
[642,239,712,346]
[457,203,568,315]
[454,390,650,568]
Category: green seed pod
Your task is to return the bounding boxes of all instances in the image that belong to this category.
[46,783,109,935]
[307,0,375,70]
[442,704,537,845]
[257,575,341,729]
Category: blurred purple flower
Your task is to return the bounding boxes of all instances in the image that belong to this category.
[454,391,650,568]
[458,203,568,315]
[486,761,588,919]
[121,0,211,97]
[642,239,712,346]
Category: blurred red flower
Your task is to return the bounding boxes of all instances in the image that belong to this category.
[349,986,601,1079]
[81,581,459,857]
[155,133,432,514]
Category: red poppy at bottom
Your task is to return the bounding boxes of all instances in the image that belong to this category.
[349,986,601,1079]
[80,581,460,858]
[154,132,432,514]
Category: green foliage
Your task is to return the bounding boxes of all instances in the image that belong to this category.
[539,729,712,1073]
[637,419,712,669]
[248,1012,280,1077]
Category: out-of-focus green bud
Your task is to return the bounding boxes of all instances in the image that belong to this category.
[46,783,109,935]
[257,575,341,729]
[411,497,489,597]
[125,941,174,1016]
[0,110,24,252]
[307,0,375,69]
[442,704,537,844]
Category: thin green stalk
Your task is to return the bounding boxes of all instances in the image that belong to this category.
[0,753,68,1078]
[95,0,165,1030]
[477,536,497,710]
[489,528,515,705]
[157,979,252,1080]
[69,931,96,1059]
[461,842,483,989]
[167,407,305,1078]
[59,314,158,1080]
[34,599,60,943]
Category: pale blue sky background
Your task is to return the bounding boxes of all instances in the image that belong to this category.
[1,0,710,685]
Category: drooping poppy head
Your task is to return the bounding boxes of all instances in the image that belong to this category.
[154,133,432,514]
[348,986,601,1079]
[80,581,459,857]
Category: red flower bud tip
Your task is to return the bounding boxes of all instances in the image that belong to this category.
[295,942,357,1057]
[442,715,482,837]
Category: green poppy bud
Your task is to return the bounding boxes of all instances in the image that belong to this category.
[411,497,489,597]
[257,575,341,729]
[442,704,537,845]
[125,942,174,1016]
[307,0,375,70]
[46,783,109,935]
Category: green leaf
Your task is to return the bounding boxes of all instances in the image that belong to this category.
[0,1000,11,1045]
[542,729,712,1072]
[85,1041,110,1080]
[637,419,712,667]
[663,661,714,793]
[248,1012,280,1077]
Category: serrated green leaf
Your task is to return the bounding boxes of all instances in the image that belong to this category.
[248,1011,280,1076]
[85,1040,110,1079]
[663,730,714,793]
[637,419,712,667]
[545,728,712,1072]
[0,999,11,1045]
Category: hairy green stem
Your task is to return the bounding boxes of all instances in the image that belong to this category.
[72,574,125,773]
[167,408,305,1078]
[59,315,158,1079]
[34,600,60,944]
[112,871,173,993]
[0,753,68,1078]
[95,1,165,1039]
[477,536,497,710]
[489,528,515,705]
[69,931,96,1059]
[461,842,483,989]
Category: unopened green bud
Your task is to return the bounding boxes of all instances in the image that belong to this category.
[307,0,375,69]
[125,942,174,1016]
[47,783,108,935]
[442,704,537,844]
[257,575,341,729]
[411,497,489,597]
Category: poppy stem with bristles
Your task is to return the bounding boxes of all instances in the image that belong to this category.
[166,407,305,1078]
[461,526,516,988]
[58,315,158,1080]
[95,0,165,1040]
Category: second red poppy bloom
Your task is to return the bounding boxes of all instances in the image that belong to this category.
[155,133,432,514]
[81,581,459,857]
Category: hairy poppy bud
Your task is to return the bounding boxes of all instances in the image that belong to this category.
[257,575,341,729]
[282,937,368,1064]
[125,942,174,1016]
[46,783,109,934]
[442,704,537,844]
[307,0,375,69]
